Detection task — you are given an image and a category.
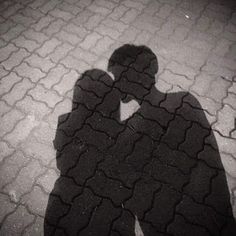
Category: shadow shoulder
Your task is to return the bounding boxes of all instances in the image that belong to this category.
[166,91,201,108]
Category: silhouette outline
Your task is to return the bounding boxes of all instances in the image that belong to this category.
[44,45,236,236]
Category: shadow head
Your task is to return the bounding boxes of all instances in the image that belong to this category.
[108,44,158,101]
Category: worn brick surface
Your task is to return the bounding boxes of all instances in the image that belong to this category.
[0,0,236,235]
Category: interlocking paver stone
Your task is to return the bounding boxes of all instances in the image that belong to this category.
[16,95,51,120]
[22,216,44,236]
[21,136,55,166]
[28,84,63,108]
[37,38,61,57]
[0,193,17,223]
[25,54,55,73]
[56,29,81,46]
[0,205,34,236]
[88,3,112,16]
[0,151,29,190]
[1,48,30,70]
[0,72,22,96]
[4,159,46,202]
[37,169,58,193]
[40,0,61,14]
[2,3,24,18]
[0,108,24,137]
[0,43,18,62]
[53,69,79,96]
[2,78,34,106]
[1,24,25,42]
[23,29,49,44]
[31,15,55,32]
[40,64,68,89]
[0,141,14,162]
[4,114,40,147]
[12,35,40,52]
[43,19,66,37]
[14,62,45,83]
[10,13,36,27]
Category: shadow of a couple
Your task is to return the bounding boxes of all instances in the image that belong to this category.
[44,45,236,236]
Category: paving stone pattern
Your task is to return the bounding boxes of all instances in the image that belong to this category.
[0,0,236,235]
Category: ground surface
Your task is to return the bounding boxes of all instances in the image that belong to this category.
[0,0,236,235]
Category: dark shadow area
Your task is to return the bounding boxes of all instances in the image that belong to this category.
[44,45,236,236]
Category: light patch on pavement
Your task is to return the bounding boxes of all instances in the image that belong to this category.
[120,100,140,121]
[135,215,144,236]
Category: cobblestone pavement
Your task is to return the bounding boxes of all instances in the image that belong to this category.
[0,0,236,235]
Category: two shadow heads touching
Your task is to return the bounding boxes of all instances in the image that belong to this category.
[44,44,236,236]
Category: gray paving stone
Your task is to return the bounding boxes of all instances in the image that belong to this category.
[40,64,68,89]
[4,159,46,202]
[2,3,24,18]
[118,26,140,43]
[224,92,236,110]
[213,105,236,137]
[0,151,29,190]
[63,23,88,39]
[37,168,58,193]
[95,24,121,39]
[132,13,164,33]
[0,72,22,96]
[53,69,79,96]
[109,4,128,20]
[23,29,49,44]
[23,216,44,236]
[56,29,82,45]
[49,8,74,21]
[43,19,66,37]
[84,14,105,30]
[60,55,91,72]
[80,32,103,50]
[28,84,63,108]
[0,205,34,236]
[12,35,40,52]
[159,69,193,91]
[123,0,146,11]
[30,0,48,9]
[14,62,46,83]
[21,186,49,217]
[91,36,115,55]
[0,193,17,223]
[2,78,34,106]
[0,108,25,137]
[40,0,61,14]
[0,43,18,62]
[57,2,83,15]
[15,95,51,120]
[4,114,40,147]
[88,2,112,16]
[0,141,15,162]
[21,136,55,166]
[10,13,36,27]
[25,54,55,73]
[1,48,30,70]
[31,15,55,32]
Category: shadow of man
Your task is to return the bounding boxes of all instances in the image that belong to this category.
[107,44,236,235]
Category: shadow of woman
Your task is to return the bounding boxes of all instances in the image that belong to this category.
[44,69,128,236]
